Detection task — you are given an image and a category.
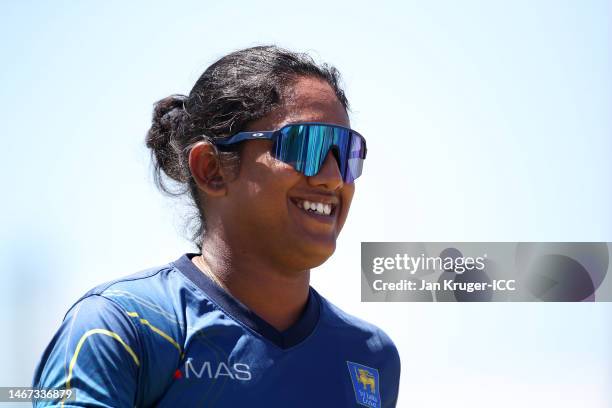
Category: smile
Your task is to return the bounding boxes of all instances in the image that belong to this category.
[291,198,337,217]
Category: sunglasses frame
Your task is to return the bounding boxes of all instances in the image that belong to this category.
[214,122,367,181]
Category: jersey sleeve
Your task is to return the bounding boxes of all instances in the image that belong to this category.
[378,328,401,408]
[32,294,142,407]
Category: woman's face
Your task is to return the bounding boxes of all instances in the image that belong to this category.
[223,76,355,271]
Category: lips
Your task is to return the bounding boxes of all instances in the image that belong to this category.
[289,196,339,219]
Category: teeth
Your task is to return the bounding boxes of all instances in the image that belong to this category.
[296,200,334,216]
[323,204,331,215]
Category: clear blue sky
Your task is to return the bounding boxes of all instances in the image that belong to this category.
[1,1,610,406]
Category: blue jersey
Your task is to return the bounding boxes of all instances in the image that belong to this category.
[33,254,401,407]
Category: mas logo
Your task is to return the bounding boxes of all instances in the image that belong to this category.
[347,361,381,408]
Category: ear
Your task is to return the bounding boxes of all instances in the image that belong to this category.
[188,141,228,197]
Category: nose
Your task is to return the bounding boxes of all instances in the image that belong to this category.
[307,150,343,191]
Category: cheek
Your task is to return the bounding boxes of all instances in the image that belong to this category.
[343,185,355,207]
[261,150,295,173]
[337,185,355,231]
[243,152,301,205]
[258,151,302,185]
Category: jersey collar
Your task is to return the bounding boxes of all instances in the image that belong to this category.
[173,253,320,350]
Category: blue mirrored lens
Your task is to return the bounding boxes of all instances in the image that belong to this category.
[274,124,366,182]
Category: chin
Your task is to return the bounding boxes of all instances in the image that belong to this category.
[296,238,337,270]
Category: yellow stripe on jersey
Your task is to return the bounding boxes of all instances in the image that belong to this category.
[126,311,183,357]
[62,329,140,407]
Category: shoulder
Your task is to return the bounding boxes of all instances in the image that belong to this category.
[44,258,196,404]
[67,258,197,345]
[314,290,401,405]
[315,289,400,359]
[54,256,202,366]
[67,258,196,323]
[72,262,175,311]
[33,259,195,407]
[57,258,189,345]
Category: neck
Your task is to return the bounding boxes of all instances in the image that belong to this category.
[197,229,310,332]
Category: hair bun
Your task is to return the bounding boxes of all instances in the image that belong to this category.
[153,94,188,132]
[146,94,189,184]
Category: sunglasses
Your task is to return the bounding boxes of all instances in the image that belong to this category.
[215,122,367,183]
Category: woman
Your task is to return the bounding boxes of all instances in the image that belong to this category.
[33,45,401,407]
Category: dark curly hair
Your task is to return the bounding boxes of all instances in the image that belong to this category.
[145,45,350,249]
